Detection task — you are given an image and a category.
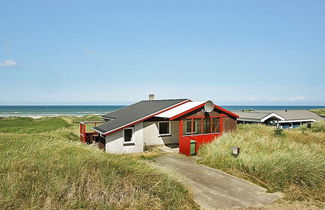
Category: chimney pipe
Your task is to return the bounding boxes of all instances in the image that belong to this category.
[149,94,155,100]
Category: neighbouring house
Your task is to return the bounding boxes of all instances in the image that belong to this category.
[235,110,323,128]
[80,96,238,155]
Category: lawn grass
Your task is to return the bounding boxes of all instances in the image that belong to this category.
[0,117,197,209]
[198,122,325,205]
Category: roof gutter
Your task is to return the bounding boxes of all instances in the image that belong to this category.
[92,127,104,135]
[278,119,316,123]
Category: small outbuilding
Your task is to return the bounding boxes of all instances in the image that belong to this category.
[81,97,238,155]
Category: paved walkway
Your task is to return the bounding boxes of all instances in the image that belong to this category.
[149,155,282,209]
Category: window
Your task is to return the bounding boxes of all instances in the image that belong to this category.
[203,118,211,133]
[185,119,199,134]
[194,119,201,134]
[280,123,291,129]
[186,120,192,134]
[158,122,170,136]
[212,118,220,133]
[184,117,220,134]
[123,128,133,142]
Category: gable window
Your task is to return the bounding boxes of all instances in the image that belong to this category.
[123,128,134,142]
[158,121,171,136]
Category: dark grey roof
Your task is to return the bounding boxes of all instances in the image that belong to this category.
[93,99,188,134]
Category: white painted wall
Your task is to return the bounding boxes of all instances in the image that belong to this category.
[105,122,144,154]
[143,121,179,146]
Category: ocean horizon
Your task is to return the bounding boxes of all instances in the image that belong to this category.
[0,105,324,117]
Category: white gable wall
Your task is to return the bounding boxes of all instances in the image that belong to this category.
[143,121,179,146]
[104,120,180,154]
[105,122,144,154]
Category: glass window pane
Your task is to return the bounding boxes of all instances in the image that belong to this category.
[196,119,203,134]
[193,119,200,134]
[183,119,200,135]
[159,122,170,135]
[203,118,211,134]
[212,118,220,133]
[124,129,133,142]
[186,120,191,134]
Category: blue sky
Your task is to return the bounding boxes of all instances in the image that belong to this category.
[0,0,324,105]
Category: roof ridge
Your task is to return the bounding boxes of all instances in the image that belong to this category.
[140,99,189,102]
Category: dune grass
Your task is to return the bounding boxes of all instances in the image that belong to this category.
[0,117,71,134]
[198,123,325,204]
[310,108,325,117]
[0,117,197,209]
[298,119,325,133]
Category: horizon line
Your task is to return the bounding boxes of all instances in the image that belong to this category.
[0,104,324,107]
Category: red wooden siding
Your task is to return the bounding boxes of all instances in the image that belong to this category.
[178,107,237,156]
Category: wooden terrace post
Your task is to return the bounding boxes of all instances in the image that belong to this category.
[220,116,223,134]
[80,123,86,143]
[82,124,87,143]
[210,117,213,133]
[79,123,82,142]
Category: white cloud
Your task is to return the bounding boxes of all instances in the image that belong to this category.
[288,96,305,102]
[269,98,282,102]
[0,60,17,67]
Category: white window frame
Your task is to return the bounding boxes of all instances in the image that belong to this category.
[185,119,198,134]
[123,127,134,143]
[158,121,171,136]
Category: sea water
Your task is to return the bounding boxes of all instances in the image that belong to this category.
[0,105,324,117]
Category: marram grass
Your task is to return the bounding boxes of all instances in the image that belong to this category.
[0,117,197,209]
[310,108,325,117]
[198,123,325,202]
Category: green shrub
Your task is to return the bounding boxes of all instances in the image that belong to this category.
[274,127,284,137]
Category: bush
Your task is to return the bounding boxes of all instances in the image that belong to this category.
[274,127,284,137]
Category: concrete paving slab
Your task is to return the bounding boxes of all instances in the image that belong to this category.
[149,155,282,209]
